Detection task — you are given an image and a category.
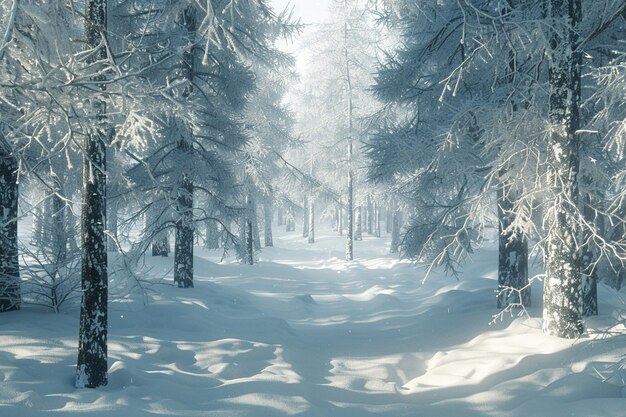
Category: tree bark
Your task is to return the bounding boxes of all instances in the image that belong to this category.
[173,6,196,289]
[581,190,598,316]
[542,0,584,339]
[302,195,309,238]
[390,199,400,254]
[497,186,530,308]
[355,206,362,241]
[264,200,273,247]
[366,194,373,235]
[107,201,118,252]
[76,0,109,389]
[308,201,315,244]
[174,168,194,288]
[374,201,380,237]
[205,214,220,249]
[246,219,254,265]
[0,142,20,312]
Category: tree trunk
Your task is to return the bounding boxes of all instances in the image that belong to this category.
[174,169,194,288]
[344,21,354,261]
[386,203,392,233]
[205,215,220,249]
[346,171,354,260]
[355,206,362,241]
[76,0,109,388]
[246,219,254,265]
[264,200,273,247]
[302,195,309,238]
[107,202,118,252]
[173,6,196,288]
[152,234,169,256]
[497,186,530,309]
[308,201,315,244]
[390,200,400,254]
[51,190,68,265]
[374,201,381,237]
[338,202,343,236]
[0,144,20,312]
[251,197,261,251]
[366,194,373,235]
[31,201,43,246]
[581,190,598,316]
[542,0,584,339]
[277,207,284,226]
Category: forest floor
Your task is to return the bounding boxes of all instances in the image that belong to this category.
[1,226,625,416]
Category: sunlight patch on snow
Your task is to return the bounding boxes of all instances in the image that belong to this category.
[222,393,310,415]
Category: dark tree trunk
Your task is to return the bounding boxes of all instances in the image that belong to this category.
[76,0,109,389]
[308,201,315,244]
[152,235,169,256]
[174,169,194,288]
[0,143,20,312]
[542,0,584,339]
[497,187,530,309]
[264,200,273,247]
[173,6,196,289]
[246,219,254,265]
[386,203,392,233]
[581,190,598,316]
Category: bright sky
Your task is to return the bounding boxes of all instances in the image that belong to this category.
[270,0,332,62]
[271,0,332,25]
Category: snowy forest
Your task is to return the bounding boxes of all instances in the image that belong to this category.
[0,0,625,416]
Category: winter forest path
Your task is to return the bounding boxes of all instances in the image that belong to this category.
[0,228,624,416]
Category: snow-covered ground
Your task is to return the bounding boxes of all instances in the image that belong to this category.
[1,227,625,416]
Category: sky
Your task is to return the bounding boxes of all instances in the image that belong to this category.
[270,0,333,66]
[271,0,333,25]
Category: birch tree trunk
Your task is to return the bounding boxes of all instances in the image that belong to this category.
[542,0,584,338]
[0,141,19,312]
[344,21,354,261]
[355,206,362,241]
[76,0,108,388]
